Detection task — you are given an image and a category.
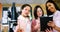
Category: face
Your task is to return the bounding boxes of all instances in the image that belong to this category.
[22,6,30,17]
[37,8,43,17]
[47,2,56,12]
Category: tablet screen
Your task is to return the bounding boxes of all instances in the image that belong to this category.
[40,16,53,31]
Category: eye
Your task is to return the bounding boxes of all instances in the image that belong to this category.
[49,5,51,7]
[25,9,27,10]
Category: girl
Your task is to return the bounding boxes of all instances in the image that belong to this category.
[46,0,60,32]
[14,4,32,32]
[31,5,44,32]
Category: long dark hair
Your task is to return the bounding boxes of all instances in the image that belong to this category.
[46,0,60,16]
[34,5,44,19]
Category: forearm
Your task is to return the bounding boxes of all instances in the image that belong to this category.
[53,26,60,32]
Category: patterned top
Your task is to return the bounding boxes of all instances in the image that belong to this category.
[31,18,40,32]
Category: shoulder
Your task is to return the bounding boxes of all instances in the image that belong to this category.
[57,10,60,13]
[32,18,36,23]
[32,18,36,22]
[56,11,60,16]
[54,10,60,16]
[17,15,22,20]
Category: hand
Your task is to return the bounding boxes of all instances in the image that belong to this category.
[45,28,53,32]
[37,29,40,32]
[34,24,40,30]
[47,21,56,28]
[17,28,24,32]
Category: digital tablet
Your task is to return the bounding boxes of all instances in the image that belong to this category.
[40,16,53,31]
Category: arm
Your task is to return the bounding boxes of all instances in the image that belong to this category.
[14,19,24,32]
[32,19,39,30]
[14,19,20,32]
[18,19,24,32]
[53,12,60,32]
[31,19,37,30]
[53,24,60,32]
[31,19,36,29]
[48,21,60,32]
[47,12,60,32]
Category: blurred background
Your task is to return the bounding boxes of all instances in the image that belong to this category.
[0,0,60,32]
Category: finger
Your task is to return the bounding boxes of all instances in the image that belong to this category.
[45,30,48,32]
[47,23,51,26]
[47,28,49,31]
[50,28,52,31]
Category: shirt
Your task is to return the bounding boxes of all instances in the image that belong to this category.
[15,15,31,32]
[53,10,60,32]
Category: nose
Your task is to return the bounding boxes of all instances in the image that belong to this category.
[48,7,51,10]
[26,10,29,14]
